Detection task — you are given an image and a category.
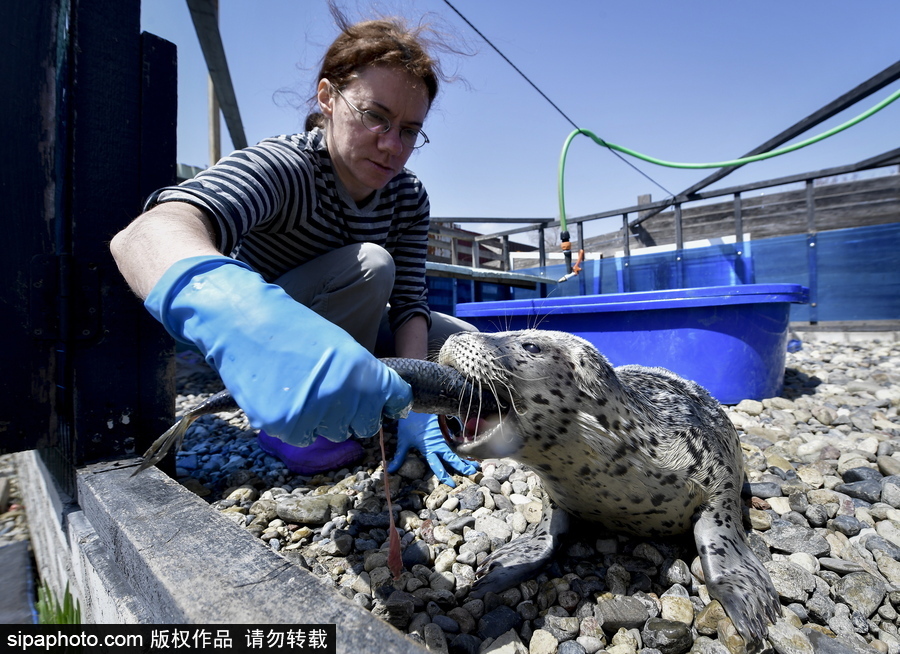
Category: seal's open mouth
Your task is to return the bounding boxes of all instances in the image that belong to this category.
[461,414,502,442]
[440,413,500,445]
[442,413,503,443]
[440,384,515,456]
[448,409,522,459]
[463,416,489,440]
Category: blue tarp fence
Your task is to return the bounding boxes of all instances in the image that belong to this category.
[427,222,900,323]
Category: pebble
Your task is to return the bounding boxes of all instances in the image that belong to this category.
[0,456,28,546]
[642,617,693,653]
[161,336,900,652]
[479,605,523,641]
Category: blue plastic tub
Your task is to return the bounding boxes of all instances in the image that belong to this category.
[455,284,809,404]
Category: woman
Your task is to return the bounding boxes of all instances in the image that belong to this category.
[110,12,476,485]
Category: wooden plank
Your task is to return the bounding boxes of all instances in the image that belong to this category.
[429,224,480,239]
[186,0,248,150]
[428,240,506,264]
[77,460,427,651]
[430,216,549,224]
[426,262,546,289]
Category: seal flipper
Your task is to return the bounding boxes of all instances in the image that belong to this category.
[469,498,569,599]
[692,499,781,644]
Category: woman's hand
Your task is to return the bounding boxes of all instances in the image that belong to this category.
[145,255,413,445]
[388,411,478,487]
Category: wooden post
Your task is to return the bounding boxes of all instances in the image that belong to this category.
[138,32,179,471]
[208,0,221,165]
[0,1,65,456]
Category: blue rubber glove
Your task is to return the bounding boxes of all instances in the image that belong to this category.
[145,255,413,445]
[388,412,478,487]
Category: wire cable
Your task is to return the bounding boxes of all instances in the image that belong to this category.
[441,0,674,199]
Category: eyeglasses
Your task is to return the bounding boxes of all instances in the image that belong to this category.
[332,85,430,150]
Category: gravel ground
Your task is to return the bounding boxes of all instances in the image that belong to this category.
[0,455,28,546]
[167,335,900,654]
[6,334,900,654]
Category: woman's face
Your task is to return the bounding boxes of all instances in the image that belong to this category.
[317,65,430,203]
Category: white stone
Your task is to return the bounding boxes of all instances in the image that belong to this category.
[767,497,793,515]
[788,552,820,574]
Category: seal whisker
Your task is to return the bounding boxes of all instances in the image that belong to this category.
[457,371,475,418]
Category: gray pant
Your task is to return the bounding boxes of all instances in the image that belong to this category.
[273,243,475,357]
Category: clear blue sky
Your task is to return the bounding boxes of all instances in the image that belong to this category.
[141,1,900,240]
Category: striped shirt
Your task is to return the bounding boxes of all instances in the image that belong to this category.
[149,128,431,331]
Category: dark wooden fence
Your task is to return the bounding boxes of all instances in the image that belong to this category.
[1,0,177,492]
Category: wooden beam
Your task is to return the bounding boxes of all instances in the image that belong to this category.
[430,216,551,224]
[425,263,546,289]
[186,0,247,150]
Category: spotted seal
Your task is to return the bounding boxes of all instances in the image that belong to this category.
[438,329,782,644]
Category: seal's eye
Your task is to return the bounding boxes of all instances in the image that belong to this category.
[522,343,541,354]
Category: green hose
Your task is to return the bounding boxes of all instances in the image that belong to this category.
[558,86,900,234]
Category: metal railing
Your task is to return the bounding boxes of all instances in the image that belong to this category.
[430,149,899,274]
